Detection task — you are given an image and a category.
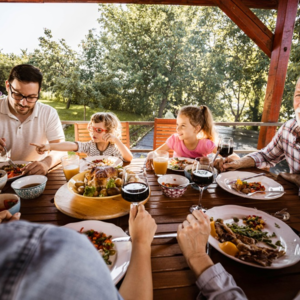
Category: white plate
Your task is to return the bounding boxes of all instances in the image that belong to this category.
[216,171,284,200]
[63,220,131,284]
[207,205,300,269]
[168,157,194,172]
[80,156,123,172]
[0,160,30,182]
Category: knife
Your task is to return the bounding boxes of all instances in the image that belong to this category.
[112,233,177,242]
[227,173,266,185]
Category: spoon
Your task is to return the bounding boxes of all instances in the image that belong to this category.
[178,182,195,188]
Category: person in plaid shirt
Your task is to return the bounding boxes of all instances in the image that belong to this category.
[219,78,300,188]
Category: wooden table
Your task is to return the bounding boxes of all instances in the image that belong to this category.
[3,158,300,300]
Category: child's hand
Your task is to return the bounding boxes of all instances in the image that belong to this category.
[102,133,118,144]
[145,151,154,170]
[30,143,50,155]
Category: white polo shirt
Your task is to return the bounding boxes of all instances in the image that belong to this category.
[0,97,65,161]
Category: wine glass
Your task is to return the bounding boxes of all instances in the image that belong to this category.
[218,137,234,158]
[190,158,215,212]
[121,166,150,206]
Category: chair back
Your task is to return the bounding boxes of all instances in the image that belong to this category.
[153,118,177,156]
[74,122,130,157]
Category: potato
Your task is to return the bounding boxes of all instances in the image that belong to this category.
[77,186,85,194]
[114,178,123,187]
[75,181,85,188]
[117,168,123,175]
[107,187,120,196]
[118,171,123,179]
[100,189,108,197]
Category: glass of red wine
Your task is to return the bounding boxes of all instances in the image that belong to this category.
[190,158,215,212]
[218,137,234,158]
[121,166,150,206]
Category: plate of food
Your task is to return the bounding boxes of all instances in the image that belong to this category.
[68,166,124,199]
[63,220,132,284]
[216,171,284,200]
[0,161,30,181]
[80,156,123,172]
[168,157,194,172]
[207,205,300,269]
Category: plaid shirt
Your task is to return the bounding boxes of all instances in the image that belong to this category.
[249,119,300,174]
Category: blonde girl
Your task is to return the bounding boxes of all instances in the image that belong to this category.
[31,112,133,162]
[146,105,217,168]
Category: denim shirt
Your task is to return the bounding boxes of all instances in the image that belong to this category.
[0,221,123,300]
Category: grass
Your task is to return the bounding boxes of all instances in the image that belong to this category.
[40,99,151,143]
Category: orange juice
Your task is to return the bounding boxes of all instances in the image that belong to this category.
[63,164,79,181]
[153,157,168,176]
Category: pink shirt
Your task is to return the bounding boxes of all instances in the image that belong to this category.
[166,134,215,158]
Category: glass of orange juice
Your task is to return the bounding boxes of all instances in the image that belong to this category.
[152,150,169,176]
[61,154,80,181]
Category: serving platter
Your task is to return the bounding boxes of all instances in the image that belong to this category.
[54,183,149,220]
[207,205,300,269]
[63,220,131,284]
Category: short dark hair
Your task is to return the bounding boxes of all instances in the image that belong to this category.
[8,64,43,90]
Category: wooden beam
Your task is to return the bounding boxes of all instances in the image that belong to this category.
[214,0,274,57]
[257,0,299,149]
[0,0,278,9]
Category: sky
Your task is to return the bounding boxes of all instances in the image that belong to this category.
[0,3,100,55]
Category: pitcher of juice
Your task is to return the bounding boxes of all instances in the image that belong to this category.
[61,154,80,181]
[152,150,169,176]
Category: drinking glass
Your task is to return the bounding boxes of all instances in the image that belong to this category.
[190,158,215,212]
[0,147,11,162]
[152,150,169,176]
[61,154,80,181]
[218,137,234,158]
[121,166,150,206]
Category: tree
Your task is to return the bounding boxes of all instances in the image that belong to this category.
[0,51,29,94]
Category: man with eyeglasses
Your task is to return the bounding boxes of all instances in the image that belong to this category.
[0,64,65,175]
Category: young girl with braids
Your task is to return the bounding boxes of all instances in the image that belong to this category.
[146,105,218,169]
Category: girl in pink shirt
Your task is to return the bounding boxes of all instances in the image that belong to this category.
[146,105,218,168]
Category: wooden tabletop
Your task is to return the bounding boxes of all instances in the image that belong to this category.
[3,158,300,300]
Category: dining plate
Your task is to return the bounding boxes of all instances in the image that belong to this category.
[0,160,30,181]
[207,205,300,269]
[168,157,194,172]
[63,220,131,284]
[80,155,123,172]
[216,171,284,200]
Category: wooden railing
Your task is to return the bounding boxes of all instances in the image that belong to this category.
[61,121,283,154]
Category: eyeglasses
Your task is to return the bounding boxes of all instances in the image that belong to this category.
[87,124,107,134]
[9,84,39,103]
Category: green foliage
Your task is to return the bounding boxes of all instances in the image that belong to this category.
[0,51,29,94]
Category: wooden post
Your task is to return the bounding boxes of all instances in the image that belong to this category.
[257,0,299,149]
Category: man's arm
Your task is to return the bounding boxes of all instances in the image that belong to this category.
[22,139,66,175]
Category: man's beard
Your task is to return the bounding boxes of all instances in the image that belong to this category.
[295,107,300,126]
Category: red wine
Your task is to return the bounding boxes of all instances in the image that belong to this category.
[122,182,149,203]
[192,170,214,187]
[219,146,233,158]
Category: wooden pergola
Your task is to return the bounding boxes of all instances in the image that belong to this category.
[3,0,298,148]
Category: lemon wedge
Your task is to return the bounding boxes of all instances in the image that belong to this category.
[219,242,239,256]
[236,178,243,185]
[210,221,218,238]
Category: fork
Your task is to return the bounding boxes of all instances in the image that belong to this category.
[245,190,285,196]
